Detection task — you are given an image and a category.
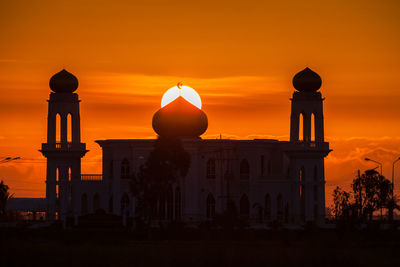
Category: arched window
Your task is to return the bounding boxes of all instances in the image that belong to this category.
[240,194,249,217]
[56,167,60,199]
[174,187,181,220]
[299,112,304,141]
[311,113,315,142]
[56,113,61,143]
[121,194,130,215]
[68,167,72,181]
[206,194,216,218]
[67,113,72,143]
[277,194,283,221]
[264,194,271,220]
[81,193,88,215]
[206,158,216,179]
[240,159,250,180]
[93,193,100,212]
[121,158,130,179]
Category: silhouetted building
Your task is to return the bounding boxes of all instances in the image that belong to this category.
[41,68,331,226]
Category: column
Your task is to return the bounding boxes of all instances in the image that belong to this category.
[46,161,57,221]
[72,112,81,144]
[60,113,68,144]
[47,112,56,144]
[290,112,299,142]
[59,165,69,227]
[303,113,311,142]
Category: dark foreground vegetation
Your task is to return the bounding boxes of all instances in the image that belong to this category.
[1,228,400,267]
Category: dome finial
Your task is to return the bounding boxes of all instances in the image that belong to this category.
[49,69,79,93]
[292,67,322,92]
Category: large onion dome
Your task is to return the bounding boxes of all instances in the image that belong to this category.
[292,67,322,92]
[49,69,79,93]
[152,97,208,138]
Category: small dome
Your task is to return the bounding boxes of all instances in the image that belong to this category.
[49,69,78,93]
[152,97,208,138]
[292,67,322,92]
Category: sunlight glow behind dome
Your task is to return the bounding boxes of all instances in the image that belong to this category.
[161,85,202,109]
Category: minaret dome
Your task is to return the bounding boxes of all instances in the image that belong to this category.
[49,69,79,93]
[292,67,322,92]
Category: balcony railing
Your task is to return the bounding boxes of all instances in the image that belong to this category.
[81,174,102,181]
[287,141,330,151]
[41,142,86,151]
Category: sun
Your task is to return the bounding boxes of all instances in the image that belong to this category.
[161,84,202,109]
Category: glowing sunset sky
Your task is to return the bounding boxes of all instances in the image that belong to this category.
[0,0,400,206]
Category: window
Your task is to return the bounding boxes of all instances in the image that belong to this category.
[206,158,216,179]
[81,193,88,215]
[240,159,250,180]
[68,167,71,181]
[121,158,130,179]
[240,194,249,217]
[67,113,72,143]
[264,194,271,220]
[299,113,304,141]
[93,193,100,212]
[311,113,315,142]
[56,167,60,199]
[206,194,216,218]
[56,113,61,143]
[277,194,283,221]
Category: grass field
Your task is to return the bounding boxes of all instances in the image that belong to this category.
[1,228,400,267]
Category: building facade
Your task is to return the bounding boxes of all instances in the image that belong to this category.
[41,68,331,226]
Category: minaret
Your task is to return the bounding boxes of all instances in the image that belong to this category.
[287,67,330,224]
[40,69,87,225]
[290,67,324,143]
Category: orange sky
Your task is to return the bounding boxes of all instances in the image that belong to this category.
[1,0,400,206]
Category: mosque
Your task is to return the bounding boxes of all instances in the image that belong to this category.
[40,68,331,226]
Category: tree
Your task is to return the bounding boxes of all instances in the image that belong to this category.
[130,136,190,226]
[351,169,392,221]
[333,169,395,224]
[0,180,13,217]
[332,186,351,220]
